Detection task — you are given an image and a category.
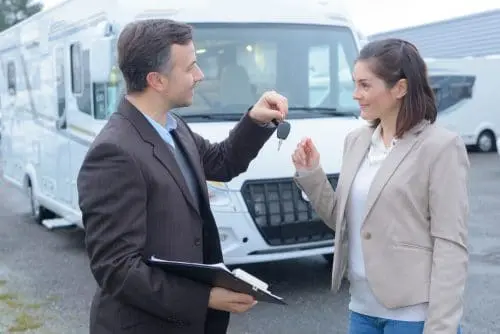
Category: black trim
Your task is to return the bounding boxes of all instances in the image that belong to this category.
[429,75,476,113]
[240,174,338,246]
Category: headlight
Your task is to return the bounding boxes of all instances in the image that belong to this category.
[207,181,232,207]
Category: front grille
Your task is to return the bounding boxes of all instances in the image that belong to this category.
[241,175,338,246]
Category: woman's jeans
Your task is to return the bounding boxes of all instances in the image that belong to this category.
[348,311,463,334]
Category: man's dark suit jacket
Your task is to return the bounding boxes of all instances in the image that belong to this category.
[77,98,275,334]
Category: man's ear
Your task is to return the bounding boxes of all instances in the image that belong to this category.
[146,72,167,92]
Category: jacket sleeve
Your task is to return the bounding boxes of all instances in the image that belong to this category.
[185,111,276,182]
[293,165,336,230]
[424,135,470,334]
[292,131,352,230]
[77,142,211,326]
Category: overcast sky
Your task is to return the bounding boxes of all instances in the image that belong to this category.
[42,0,500,35]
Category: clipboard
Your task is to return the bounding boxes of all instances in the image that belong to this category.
[146,255,286,305]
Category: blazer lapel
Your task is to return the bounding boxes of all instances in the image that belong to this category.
[337,128,372,219]
[171,128,210,206]
[152,141,201,215]
[116,98,201,215]
[361,120,430,225]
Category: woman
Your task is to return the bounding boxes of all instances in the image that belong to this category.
[292,38,469,334]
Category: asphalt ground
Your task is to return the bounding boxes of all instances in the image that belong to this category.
[0,152,499,333]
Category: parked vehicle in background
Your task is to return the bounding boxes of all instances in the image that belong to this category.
[0,0,365,265]
[426,56,500,152]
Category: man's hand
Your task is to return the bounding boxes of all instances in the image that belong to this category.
[208,287,257,313]
[248,90,288,124]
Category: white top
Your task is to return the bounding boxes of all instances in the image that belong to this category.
[346,125,428,320]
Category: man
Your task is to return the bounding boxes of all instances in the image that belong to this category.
[77,19,288,334]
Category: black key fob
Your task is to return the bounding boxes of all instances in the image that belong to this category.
[272,119,291,151]
[276,121,291,140]
[272,119,291,139]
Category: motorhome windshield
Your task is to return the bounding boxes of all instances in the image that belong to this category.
[103,23,360,121]
[178,23,360,121]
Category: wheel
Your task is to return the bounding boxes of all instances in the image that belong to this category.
[28,184,42,223]
[27,183,55,224]
[477,130,496,152]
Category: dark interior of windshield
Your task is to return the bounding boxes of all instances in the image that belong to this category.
[176,23,360,120]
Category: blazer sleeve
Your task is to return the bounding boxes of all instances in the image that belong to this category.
[292,132,352,230]
[182,111,276,182]
[424,135,470,334]
[77,142,211,326]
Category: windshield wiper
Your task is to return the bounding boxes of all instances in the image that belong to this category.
[178,113,243,121]
[179,107,359,121]
[289,107,358,119]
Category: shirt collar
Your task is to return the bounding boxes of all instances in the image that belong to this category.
[371,123,398,150]
[367,124,398,165]
[144,112,178,132]
[165,112,178,132]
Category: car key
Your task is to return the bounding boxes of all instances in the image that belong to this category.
[272,119,291,151]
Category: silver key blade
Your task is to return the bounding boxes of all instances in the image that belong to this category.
[278,139,282,151]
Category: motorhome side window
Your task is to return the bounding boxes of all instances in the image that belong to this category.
[7,61,16,95]
[70,43,83,94]
[429,75,475,113]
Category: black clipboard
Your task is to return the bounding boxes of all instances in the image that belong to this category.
[146,255,286,305]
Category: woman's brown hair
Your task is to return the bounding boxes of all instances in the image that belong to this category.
[357,38,437,137]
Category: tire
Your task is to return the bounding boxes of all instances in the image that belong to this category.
[27,183,55,224]
[476,130,496,152]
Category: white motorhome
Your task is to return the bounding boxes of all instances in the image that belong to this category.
[425,56,500,152]
[0,0,365,265]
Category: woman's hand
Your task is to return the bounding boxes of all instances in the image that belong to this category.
[292,137,320,172]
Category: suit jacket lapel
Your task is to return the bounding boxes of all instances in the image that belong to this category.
[171,129,210,206]
[117,98,201,215]
[152,140,201,215]
[361,120,430,225]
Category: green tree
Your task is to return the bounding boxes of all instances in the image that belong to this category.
[0,0,43,32]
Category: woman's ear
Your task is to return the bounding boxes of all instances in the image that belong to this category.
[393,78,408,99]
